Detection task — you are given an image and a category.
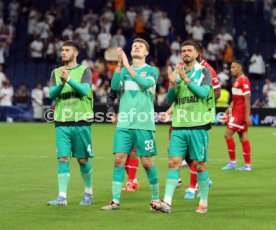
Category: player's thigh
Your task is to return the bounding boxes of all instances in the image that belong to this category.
[189,130,209,162]
[113,128,133,154]
[72,126,94,159]
[168,130,188,158]
[56,126,72,158]
[134,130,157,156]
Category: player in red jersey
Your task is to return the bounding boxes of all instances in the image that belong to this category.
[221,60,252,171]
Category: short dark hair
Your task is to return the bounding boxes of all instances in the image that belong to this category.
[232,59,243,69]
[133,38,150,51]
[194,41,203,53]
[181,40,198,51]
[62,40,80,51]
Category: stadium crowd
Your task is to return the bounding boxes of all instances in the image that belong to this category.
[0,0,276,121]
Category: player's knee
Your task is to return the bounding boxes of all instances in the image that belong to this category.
[194,162,206,172]
[168,158,181,169]
[142,161,152,170]
[77,158,88,164]
[58,157,70,162]
[114,153,127,167]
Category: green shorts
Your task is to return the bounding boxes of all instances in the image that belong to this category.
[55,126,94,159]
[113,128,157,156]
[168,129,209,162]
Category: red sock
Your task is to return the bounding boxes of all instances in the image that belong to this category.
[188,162,197,189]
[242,140,251,165]
[226,137,236,161]
[125,158,139,183]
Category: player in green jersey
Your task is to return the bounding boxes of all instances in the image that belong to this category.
[101,38,161,211]
[47,40,94,206]
[154,40,214,214]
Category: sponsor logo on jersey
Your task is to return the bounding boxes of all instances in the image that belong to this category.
[140,72,147,78]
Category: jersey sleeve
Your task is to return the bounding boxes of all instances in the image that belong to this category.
[50,70,56,86]
[81,68,92,85]
[241,77,251,95]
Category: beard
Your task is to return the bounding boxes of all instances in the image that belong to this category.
[62,54,74,65]
[183,56,194,64]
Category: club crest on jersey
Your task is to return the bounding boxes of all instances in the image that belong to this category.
[140,72,147,78]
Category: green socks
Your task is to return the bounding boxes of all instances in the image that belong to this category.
[58,161,70,198]
[163,169,180,205]
[112,166,125,202]
[80,161,93,194]
[197,171,209,205]
[146,165,159,201]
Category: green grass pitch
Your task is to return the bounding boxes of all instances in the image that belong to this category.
[0,123,276,230]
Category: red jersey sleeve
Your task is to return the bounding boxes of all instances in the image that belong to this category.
[240,76,251,95]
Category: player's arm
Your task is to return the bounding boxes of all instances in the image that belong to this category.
[181,67,212,98]
[244,93,252,125]
[49,70,64,100]
[166,103,174,115]
[225,101,233,115]
[166,84,176,105]
[132,68,158,89]
[66,68,92,96]
[111,65,124,91]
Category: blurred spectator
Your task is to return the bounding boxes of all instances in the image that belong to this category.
[271,3,276,36]
[156,11,171,37]
[15,83,29,108]
[97,28,112,58]
[45,36,56,63]
[43,80,51,107]
[8,0,20,24]
[263,0,273,22]
[74,0,85,25]
[215,85,230,108]
[29,34,44,63]
[0,79,14,106]
[262,78,276,108]
[268,49,276,66]
[223,40,233,66]
[191,19,205,42]
[31,83,43,121]
[217,27,233,49]
[111,28,126,48]
[81,56,94,69]
[126,6,136,27]
[248,50,266,103]
[0,64,6,90]
[83,8,98,24]
[62,24,74,40]
[237,30,248,61]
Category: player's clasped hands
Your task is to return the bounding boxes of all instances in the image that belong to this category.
[116,47,129,67]
[59,67,69,84]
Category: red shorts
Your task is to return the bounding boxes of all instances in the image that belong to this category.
[227,116,248,133]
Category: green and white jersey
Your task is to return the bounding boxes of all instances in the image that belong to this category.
[171,61,214,128]
[111,64,159,131]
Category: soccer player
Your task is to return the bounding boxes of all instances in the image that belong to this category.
[106,89,140,192]
[101,38,160,210]
[153,41,214,214]
[160,42,219,200]
[47,40,94,206]
[182,42,220,199]
[221,60,252,171]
